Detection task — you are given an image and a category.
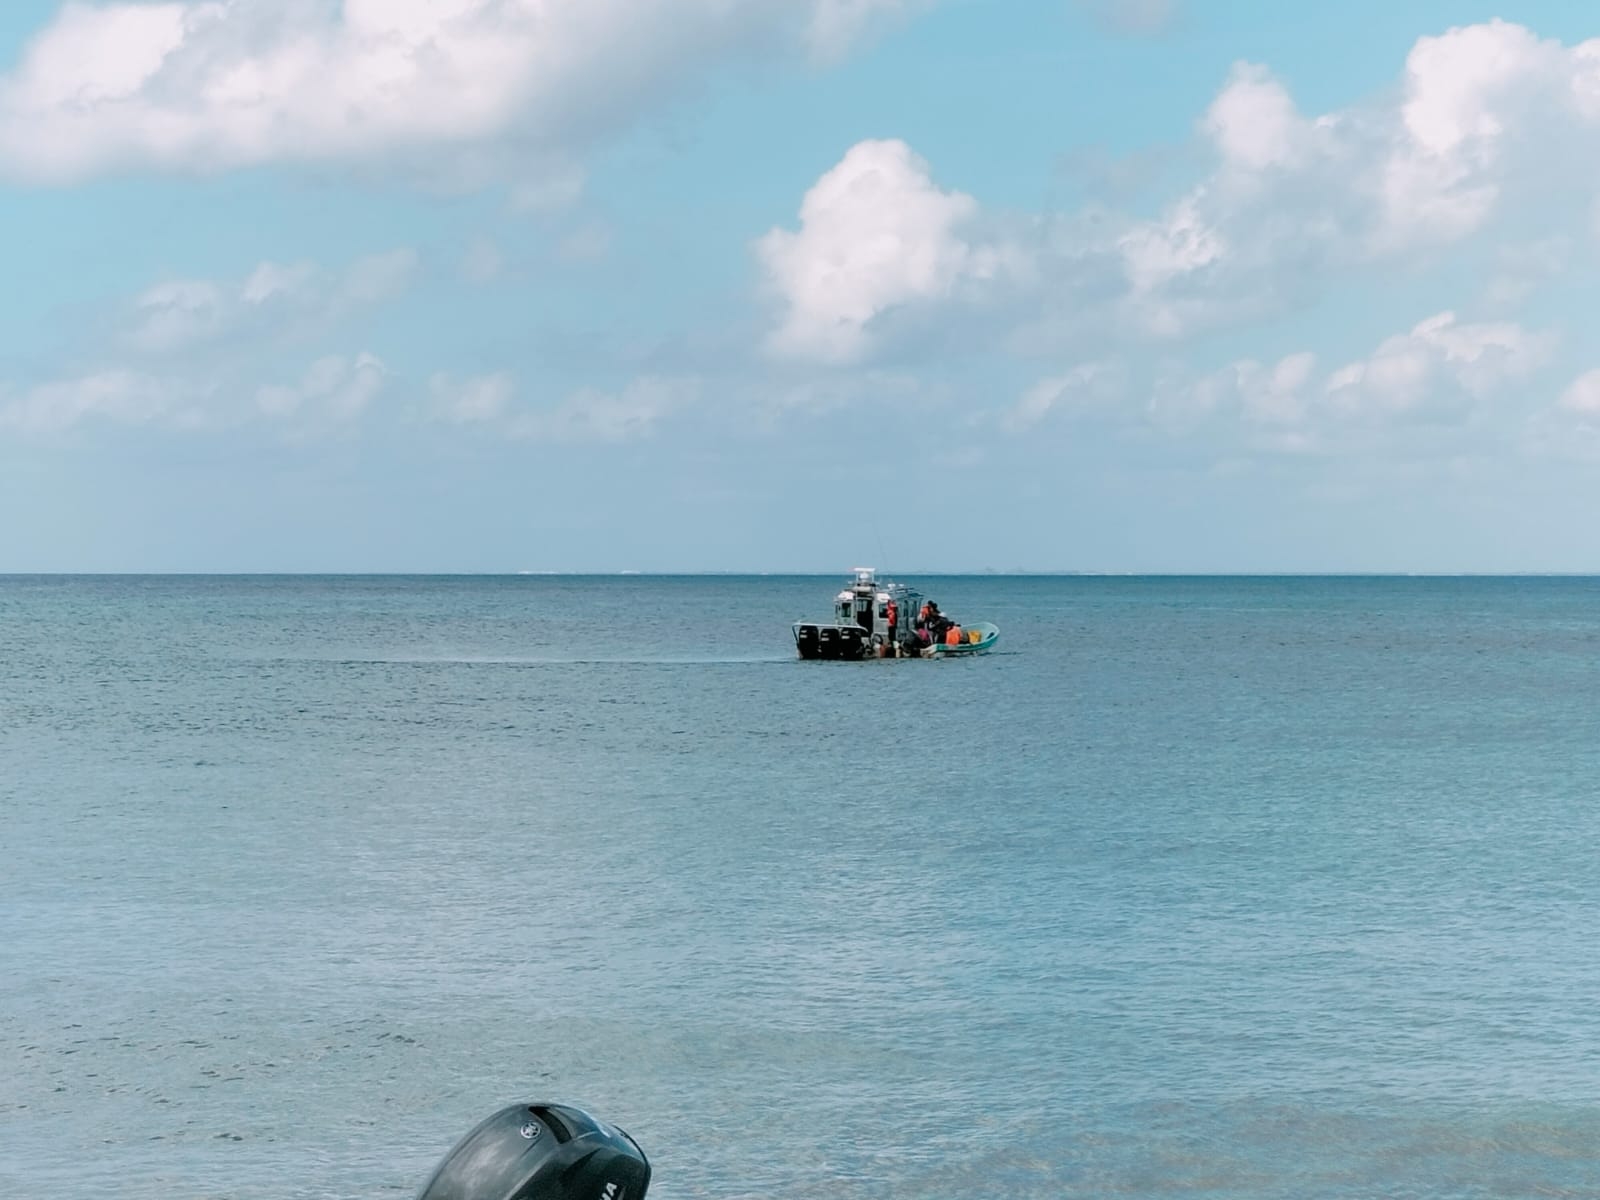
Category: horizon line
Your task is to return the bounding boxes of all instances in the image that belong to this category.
[7,570,1600,579]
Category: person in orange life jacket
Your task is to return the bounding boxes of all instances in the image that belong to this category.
[945,624,962,646]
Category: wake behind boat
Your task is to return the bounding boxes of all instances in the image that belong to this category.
[792,568,999,660]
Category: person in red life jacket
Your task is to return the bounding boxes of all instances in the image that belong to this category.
[886,599,898,642]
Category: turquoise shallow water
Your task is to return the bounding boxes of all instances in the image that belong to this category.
[6,574,1600,1198]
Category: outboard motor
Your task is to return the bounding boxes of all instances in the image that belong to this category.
[416,1101,650,1200]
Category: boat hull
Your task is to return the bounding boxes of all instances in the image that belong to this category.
[928,621,1000,656]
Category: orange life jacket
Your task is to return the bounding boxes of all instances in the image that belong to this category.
[945,626,961,646]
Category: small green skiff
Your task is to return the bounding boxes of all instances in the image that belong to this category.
[927,621,999,656]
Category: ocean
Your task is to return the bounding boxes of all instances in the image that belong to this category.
[5,574,1600,1198]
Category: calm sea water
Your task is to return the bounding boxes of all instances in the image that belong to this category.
[6,574,1600,1198]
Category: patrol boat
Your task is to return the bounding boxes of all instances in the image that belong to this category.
[791,568,999,659]
[792,568,919,660]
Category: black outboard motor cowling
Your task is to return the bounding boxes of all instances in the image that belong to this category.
[416,1102,650,1200]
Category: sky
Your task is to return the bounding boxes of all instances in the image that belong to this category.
[5,1,1600,572]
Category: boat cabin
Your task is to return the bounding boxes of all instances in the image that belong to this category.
[832,567,921,649]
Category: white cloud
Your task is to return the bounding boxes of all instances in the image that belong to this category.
[256,353,386,423]
[0,249,413,440]
[423,373,699,441]
[508,376,693,442]
[1060,311,1559,458]
[740,370,927,431]
[555,222,612,263]
[508,164,588,214]
[1559,368,1600,414]
[429,372,513,423]
[1119,197,1225,292]
[1374,21,1600,246]
[340,249,420,304]
[0,0,913,184]
[763,29,1596,371]
[1203,63,1311,172]
[1232,352,1317,425]
[1399,20,1550,158]
[0,370,179,432]
[0,336,391,437]
[1481,237,1571,308]
[124,249,417,353]
[1115,195,1227,337]
[126,280,228,353]
[1018,23,1600,347]
[1004,362,1124,431]
[1136,352,1323,451]
[1324,312,1555,416]
[1072,0,1179,37]
[806,0,924,62]
[241,261,318,305]
[1525,364,1600,460]
[757,138,1009,363]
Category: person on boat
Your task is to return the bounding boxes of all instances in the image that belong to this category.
[910,622,932,652]
[886,598,898,640]
[945,624,962,647]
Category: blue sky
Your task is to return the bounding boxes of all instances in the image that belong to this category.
[4,0,1600,572]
